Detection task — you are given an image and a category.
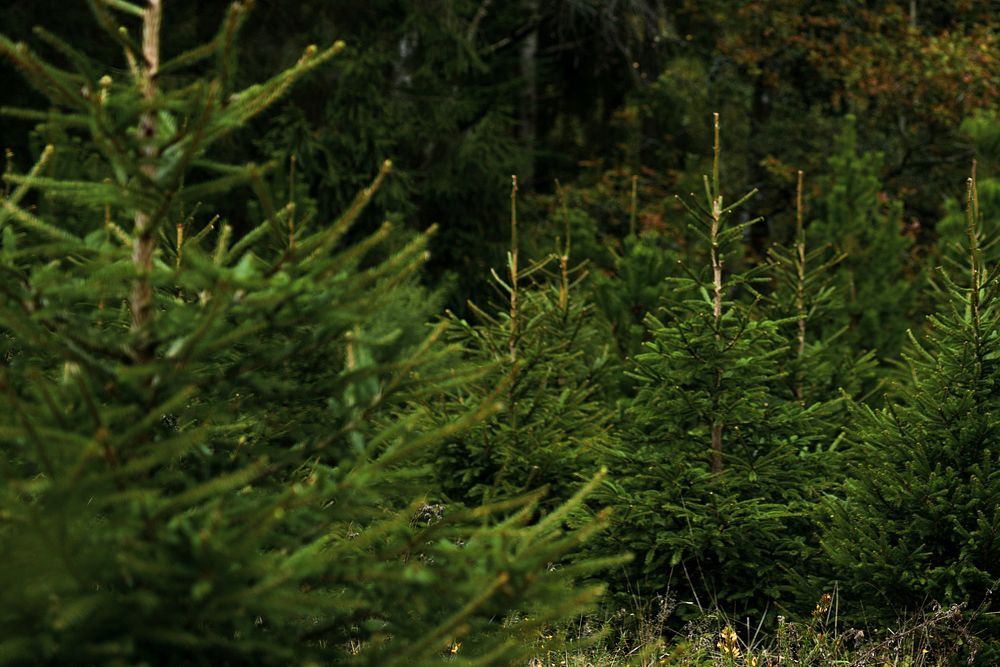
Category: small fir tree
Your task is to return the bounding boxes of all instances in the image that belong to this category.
[763,170,880,601]
[598,116,829,623]
[430,177,616,511]
[824,170,1000,659]
[0,3,608,664]
[766,170,878,410]
[591,175,683,366]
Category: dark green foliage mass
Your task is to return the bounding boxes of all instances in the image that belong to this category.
[0,4,607,664]
[2,0,1000,663]
[824,179,1000,657]
[593,231,682,365]
[938,113,1000,275]
[596,120,836,623]
[429,181,616,511]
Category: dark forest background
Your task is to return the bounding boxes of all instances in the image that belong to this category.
[4,0,996,303]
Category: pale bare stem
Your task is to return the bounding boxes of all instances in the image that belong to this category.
[710,114,724,324]
[559,253,569,313]
[507,175,520,465]
[966,161,981,326]
[141,0,161,96]
[710,118,724,473]
[710,191,723,473]
[509,174,519,364]
[711,198,723,323]
[130,0,162,358]
[345,329,356,371]
[175,223,184,268]
[557,179,571,313]
[795,170,807,400]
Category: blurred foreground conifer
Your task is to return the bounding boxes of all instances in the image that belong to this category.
[0,2,608,664]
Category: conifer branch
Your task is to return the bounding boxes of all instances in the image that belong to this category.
[0,199,81,244]
[221,41,345,131]
[404,571,511,661]
[105,0,145,18]
[297,158,391,264]
[217,1,254,93]
[0,144,54,232]
[129,0,161,360]
[0,36,86,108]
[31,27,98,83]
[0,107,88,126]
[87,0,142,68]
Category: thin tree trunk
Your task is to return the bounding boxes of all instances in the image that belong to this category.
[795,170,807,401]
[710,115,724,474]
[131,0,161,362]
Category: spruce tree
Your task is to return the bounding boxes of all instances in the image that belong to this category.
[0,3,607,664]
[824,171,1000,659]
[762,170,881,606]
[599,116,828,622]
[766,170,878,412]
[430,177,616,511]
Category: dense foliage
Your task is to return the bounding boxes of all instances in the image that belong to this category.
[0,4,608,664]
[1,1,999,664]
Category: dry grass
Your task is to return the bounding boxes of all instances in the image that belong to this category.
[524,592,980,667]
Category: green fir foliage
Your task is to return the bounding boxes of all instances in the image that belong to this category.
[937,112,1000,275]
[824,173,1000,659]
[1,1,999,662]
[430,177,616,510]
[598,117,831,623]
[0,4,608,664]
[765,170,878,412]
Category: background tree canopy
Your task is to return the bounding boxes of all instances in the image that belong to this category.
[4,0,996,304]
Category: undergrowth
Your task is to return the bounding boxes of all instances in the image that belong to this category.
[525,592,981,667]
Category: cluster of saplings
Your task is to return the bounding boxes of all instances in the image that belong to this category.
[0,3,997,666]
